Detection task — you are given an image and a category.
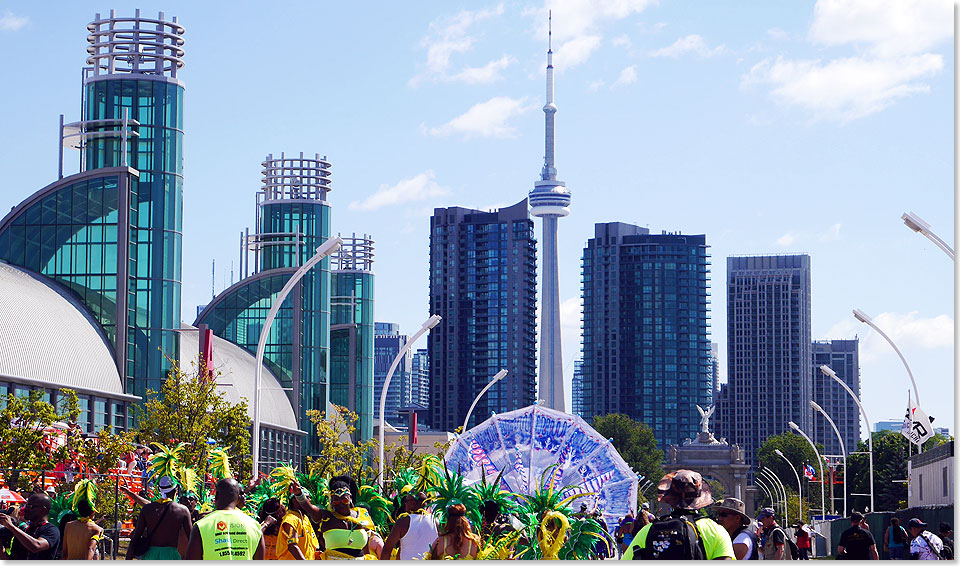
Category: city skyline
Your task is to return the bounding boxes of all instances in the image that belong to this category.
[1,1,952,435]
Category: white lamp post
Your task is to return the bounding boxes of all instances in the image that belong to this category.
[852,308,920,406]
[253,236,343,476]
[775,448,803,523]
[761,466,789,525]
[462,369,507,433]
[755,476,779,517]
[820,365,873,512]
[810,400,846,517]
[902,212,954,260]
[378,314,442,488]
[789,421,825,527]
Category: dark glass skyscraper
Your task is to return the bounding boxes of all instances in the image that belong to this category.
[580,222,711,447]
[374,322,410,428]
[428,199,537,431]
[716,254,813,469]
[812,339,861,458]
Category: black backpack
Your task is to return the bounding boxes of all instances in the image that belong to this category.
[635,512,707,560]
[733,524,759,560]
[785,535,800,560]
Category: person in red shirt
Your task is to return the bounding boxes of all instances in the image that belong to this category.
[793,521,812,559]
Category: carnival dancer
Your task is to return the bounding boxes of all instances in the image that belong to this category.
[428,503,480,560]
[288,474,379,559]
[381,491,438,560]
[125,475,193,560]
[61,480,104,560]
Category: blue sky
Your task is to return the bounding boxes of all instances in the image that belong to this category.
[0,1,953,439]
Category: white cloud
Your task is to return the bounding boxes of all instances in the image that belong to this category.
[744,0,950,123]
[612,65,637,88]
[649,34,725,58]
[525,0,655,67]
[425,96,535,139]
[776,232,797,246]
[809,0,952,57]
[819,223,842,241]
[0,10,28,32]
[611,34,632,49]
[767,27,789,41]
[824,311,954,362]
[559,296,581,331]
[587,79,606,92]
[349,171,451,211]
[449,55,515,84]
[556,35,603,68]
[412,4,507,85]
[744,54,942,122]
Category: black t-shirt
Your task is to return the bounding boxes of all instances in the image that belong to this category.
[7,521,61,560]
[838,525,875,560]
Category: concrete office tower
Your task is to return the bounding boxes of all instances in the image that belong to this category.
[374,322,411,427]
[580,222,711,447]
[716,255,813,468]
[529,14,571,412]
[410,348,430,409]
[197,152,333,464]
[812,339,861,458]
[428,200,537,431]
[330,234,375,441]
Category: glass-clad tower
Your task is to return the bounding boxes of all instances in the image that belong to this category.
[580,222,711,447]
[330,235,375,441]
[197,152,332,463]
[0,10,185,398]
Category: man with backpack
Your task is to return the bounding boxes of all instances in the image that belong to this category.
[712,497,757,560]
[757,507,795,559]
[907,518,944,560]
[837,511,879,560]
[621,469,734,560]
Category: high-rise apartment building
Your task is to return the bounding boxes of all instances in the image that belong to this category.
[716,255,813,468]
[374,322,410,427]
[812,339,861,458]
[330,235,375,440]
[571,359,584,417]
[580,222,711,447]
[410,348,429,409]
[428,199,537,431]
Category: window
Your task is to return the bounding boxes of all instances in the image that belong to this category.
[943,466,949,497]
[918,473,924,500]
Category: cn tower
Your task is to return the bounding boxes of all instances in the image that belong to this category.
[529,12,571,412]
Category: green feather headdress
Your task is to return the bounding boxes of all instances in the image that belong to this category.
[208,448,232,479]
[177,466,201,498]
[356,484,394,532]
[269,464,298,505]
[429,461,481,527]
[414,454,445,495]
[147,442,187,482]
[72,479,98,514]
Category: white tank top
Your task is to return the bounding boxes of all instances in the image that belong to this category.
[400,513,439,560]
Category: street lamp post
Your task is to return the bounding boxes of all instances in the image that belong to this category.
[902,211,955,260]
[761,466,789,526]
[378,314,442,488]
[253,236,343,476]
[789,421,825,527]
[853,308,920,406]
[462,369,507,433]
[811,400,847,517]
[821,365,874,512]
[755,476,779,517]
[775,448,803,523]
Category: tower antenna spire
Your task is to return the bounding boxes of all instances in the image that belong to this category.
[548,10,552,51]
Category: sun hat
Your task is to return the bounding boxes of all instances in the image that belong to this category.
[657,469,713,510]
[713,497,750,526]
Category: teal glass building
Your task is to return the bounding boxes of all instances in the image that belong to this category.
[196,152,332,466]
[330,235,375,441]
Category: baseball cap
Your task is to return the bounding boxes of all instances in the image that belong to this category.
[756,507,776,519]
[908,518,928,530]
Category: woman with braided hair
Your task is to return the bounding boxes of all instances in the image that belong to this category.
[288,475,381,559]
[428,504,480,560]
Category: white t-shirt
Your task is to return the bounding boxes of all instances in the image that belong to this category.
[733,530,755,559]
[910,531,944,560]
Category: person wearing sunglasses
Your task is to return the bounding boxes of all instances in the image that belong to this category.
[0,493,60,561]
[712,497,757,560]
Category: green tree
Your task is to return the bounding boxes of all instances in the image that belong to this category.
[758,432,824,522]
[0,389,80,489]
[845,430,949,513]
[590,414,664,488]
[307,406,380,482]
[134,359,251,479]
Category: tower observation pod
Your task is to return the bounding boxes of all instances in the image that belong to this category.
[529,12,570,412]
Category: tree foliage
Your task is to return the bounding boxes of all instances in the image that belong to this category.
[758,432,824,522]
[590,414,664,487]
[133,359,251,479]
[846,430,950,513]
[0,389,80,489]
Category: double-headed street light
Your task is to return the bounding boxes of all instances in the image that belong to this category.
[253,236,343,476]
[789,421,825,527]
[775,448,803,522]
[821,365,874,512]
[378,314,442,488]
[853,308,921,406]
[902,212,954,260]
[462,369,508,434]
[810,400,846,517]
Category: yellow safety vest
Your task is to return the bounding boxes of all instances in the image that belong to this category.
[197,508,262,560]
